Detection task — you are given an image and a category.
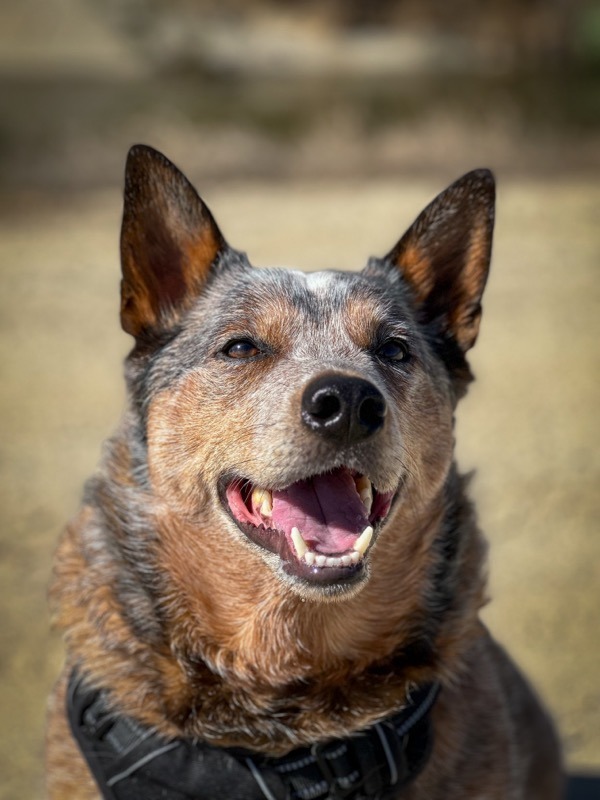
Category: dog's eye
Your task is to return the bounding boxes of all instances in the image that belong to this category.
[376,339,410,362]
[222,339,261,359]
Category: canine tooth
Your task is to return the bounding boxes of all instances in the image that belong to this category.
[304,551,316,566]
[350,551,361,564]
[355,476,373,514]
[355,475,370,492]
[315,555,327,567]
[260,496,273,517]
[251,486,264,506]
[360,489,373,514]
[252,487,273,517]
[291,527,308,558]
[354,526,373,557]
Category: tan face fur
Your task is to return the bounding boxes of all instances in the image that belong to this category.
[144,265,454,596]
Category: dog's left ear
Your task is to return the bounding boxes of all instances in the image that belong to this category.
[120,145,228,340]
[373,169,495,352]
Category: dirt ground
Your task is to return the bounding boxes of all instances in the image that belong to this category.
[0,176,598,798]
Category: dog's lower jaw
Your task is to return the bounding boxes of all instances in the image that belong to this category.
[227,513,391,603]
[275,551,372,602]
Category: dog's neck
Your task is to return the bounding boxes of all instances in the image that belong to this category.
[143,469,486,750]
[159,502,446,682]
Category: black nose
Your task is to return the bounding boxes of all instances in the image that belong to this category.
[301,373,387,444]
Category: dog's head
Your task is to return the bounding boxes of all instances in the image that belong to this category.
[120,145,494,602]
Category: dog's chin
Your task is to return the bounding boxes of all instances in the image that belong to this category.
[218,466,397,600]
[274,552,371,603]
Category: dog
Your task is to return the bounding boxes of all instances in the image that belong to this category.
[46,145,563,799]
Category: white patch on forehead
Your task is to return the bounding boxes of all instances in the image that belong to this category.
[305,270,338,289]
[295,270,340,293]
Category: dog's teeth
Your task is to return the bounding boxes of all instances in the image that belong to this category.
[291,527,308,558]
[260,496,273,517]
[251,486,264,506]
[354,526,373,557]
[355,475,373,514]
[304,550,363,569]
[295,523,373,569]
[355,475,370,492]
[252,487,273,518]
[359,489,373,515]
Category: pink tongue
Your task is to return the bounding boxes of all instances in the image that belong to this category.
[271,469,369,554]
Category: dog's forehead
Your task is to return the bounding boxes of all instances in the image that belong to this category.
[195,266,412,353]
[287,267,365,308]
[214,265,397,314]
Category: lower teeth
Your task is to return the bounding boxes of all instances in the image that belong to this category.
[291,526,373,569]
[304,549,361,569]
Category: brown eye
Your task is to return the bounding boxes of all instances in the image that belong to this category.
[223,339,261,359]
[376,339,410,362]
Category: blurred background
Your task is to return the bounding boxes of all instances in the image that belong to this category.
[0,1,598,797]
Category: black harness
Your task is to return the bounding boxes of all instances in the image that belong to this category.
[68,670,439,800]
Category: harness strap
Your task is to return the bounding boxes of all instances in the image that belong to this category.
[68,670,439,800]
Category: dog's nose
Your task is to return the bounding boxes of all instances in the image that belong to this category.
[301,374,386,444]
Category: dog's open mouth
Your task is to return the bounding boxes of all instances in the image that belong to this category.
[223,467,395,584]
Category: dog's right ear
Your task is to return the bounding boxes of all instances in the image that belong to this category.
[120,145,227,340]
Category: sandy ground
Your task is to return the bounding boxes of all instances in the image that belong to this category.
[0,177,598,798]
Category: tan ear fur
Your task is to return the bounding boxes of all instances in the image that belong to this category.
[387,169,495,352]
[120,145,226,339]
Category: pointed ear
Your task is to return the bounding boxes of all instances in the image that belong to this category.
[120,145,227,340]
[378,169,495,352]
